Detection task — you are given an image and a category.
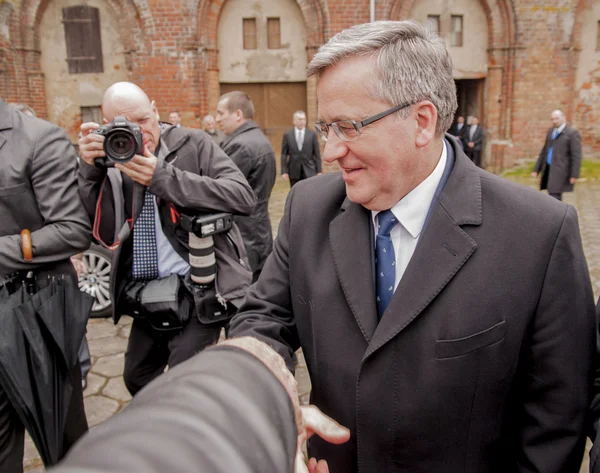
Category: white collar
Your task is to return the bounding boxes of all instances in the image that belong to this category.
[371,141,447,239]
[555,123,566,134]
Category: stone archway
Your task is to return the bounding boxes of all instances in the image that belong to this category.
[15,0,152,117]
[570,0,600,157]
[386,0,517,168]
[196,0,328,124]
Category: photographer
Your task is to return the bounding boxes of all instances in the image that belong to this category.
[77,82,256,396]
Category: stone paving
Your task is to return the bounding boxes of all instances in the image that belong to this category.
[24,175,600,472]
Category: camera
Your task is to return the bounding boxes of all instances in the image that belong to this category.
[93,116,144,167]
[180,213,234,285]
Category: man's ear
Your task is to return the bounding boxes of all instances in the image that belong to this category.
[235,109,244,121]
[414,101,437,149]
[151,100,160,121]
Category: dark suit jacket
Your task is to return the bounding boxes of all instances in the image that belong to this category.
[52,347,297,473]
[463,124,484,151]
[533,125,582,194]
[229,137,595,473]
[281,128,322,180]
[0,99,90,278]
[221,121,277,277]
[449,122,467,139]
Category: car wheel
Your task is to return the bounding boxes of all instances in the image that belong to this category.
[79,244,113,318]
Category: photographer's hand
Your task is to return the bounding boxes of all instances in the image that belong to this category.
[115,145,157,187]
[79,122,106,166]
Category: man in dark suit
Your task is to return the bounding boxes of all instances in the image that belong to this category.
[217,91,277,282]
[532,110,582,201]
[449,115,466,139]
[229,20,595,473]
[0,99,91,472]
[463,115,484,167]
[281,110,322,187]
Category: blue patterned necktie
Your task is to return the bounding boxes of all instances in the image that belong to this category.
[376,210,397,320]
[132,190,159,280]
[546,128,559,165]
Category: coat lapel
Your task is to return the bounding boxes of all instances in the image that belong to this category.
[366,148,482,359]
[330,198,378,342]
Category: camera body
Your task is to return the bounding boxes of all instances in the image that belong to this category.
[180,213,233,237]
[93,116,144,167]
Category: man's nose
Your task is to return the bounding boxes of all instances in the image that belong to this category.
[322,131,348,164]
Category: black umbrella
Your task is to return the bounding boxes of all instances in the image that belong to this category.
[0,276,92,466]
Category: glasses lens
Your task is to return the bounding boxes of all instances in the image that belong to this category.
[332,121,359,142]
[315,123,328,142]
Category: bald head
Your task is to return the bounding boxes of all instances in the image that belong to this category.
[101,81,161,153]
[102,82,151,116]
[551,109,566,128]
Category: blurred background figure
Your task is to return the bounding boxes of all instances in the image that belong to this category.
[281,110,321,187]
[203,114,225,147]
[169,111,181,128]
[9,103,36,117]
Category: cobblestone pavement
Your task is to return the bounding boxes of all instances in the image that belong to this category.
[24,176,600,472]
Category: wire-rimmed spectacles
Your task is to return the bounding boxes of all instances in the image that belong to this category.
[314,101,414,142]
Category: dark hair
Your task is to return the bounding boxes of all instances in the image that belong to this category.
[218,91,255,119]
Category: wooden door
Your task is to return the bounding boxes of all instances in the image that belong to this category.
[220,82,307,165]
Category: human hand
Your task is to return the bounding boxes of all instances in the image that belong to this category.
[282,173,289,180]
[70,255,86,277]
[115,146,157,187]
[468,142,474,148]
[570,177,577,184]
[79,122,105,167]
[217,338,350,472]
[295,405,350,473]
[531,172,538,178]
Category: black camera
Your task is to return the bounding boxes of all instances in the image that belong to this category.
[180,213,234,238]
[180,213,234,285]
[93,116,144,167]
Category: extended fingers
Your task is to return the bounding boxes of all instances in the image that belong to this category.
[301,405,350,444]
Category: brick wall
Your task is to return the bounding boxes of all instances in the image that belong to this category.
[2,0,598,165]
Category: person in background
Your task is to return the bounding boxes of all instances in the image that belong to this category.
[216,91,276,282]
[202,114,225,147]
[531,109,582,201]
[169,111,181,128]
[281,110,322,187]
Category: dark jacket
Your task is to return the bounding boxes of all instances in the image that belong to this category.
[78,124,256,322]
[533,125,582,194]
[221,120,276,277]
[50,347,297,473]
[229,137,595,473]
[0,99,91,278]
[281,127,322,180]
[462,124,484,151]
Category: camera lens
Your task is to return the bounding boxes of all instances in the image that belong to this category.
[105,130,136,162]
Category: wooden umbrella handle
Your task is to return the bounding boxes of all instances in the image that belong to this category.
[21,229,33,262]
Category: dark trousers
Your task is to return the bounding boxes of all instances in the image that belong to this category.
[0,363,88,473]
[289,168,308,188]
[466,148,481,167]
[540,166,562,200]
[123,315,222,396]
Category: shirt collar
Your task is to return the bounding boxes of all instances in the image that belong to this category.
[556,123,566,134]
[371,141,448,239]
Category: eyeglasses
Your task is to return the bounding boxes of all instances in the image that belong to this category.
[314,101,414,142]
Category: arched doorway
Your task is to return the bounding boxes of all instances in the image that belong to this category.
[217,0,308,159]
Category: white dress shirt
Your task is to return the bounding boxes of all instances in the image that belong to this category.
[371,141,447,290]
[296,127,304,150]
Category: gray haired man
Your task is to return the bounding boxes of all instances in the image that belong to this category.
[228,20,594,473]
[281,110,322,187]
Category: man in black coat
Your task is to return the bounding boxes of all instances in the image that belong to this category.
[532,110,582,201]
[229,21,595,473]
[0,99,91,472]
[463,116,484,167]
[449,115,466,142]
[78,83,256,396]
[281,110,322,187]
[217,91,277,282]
